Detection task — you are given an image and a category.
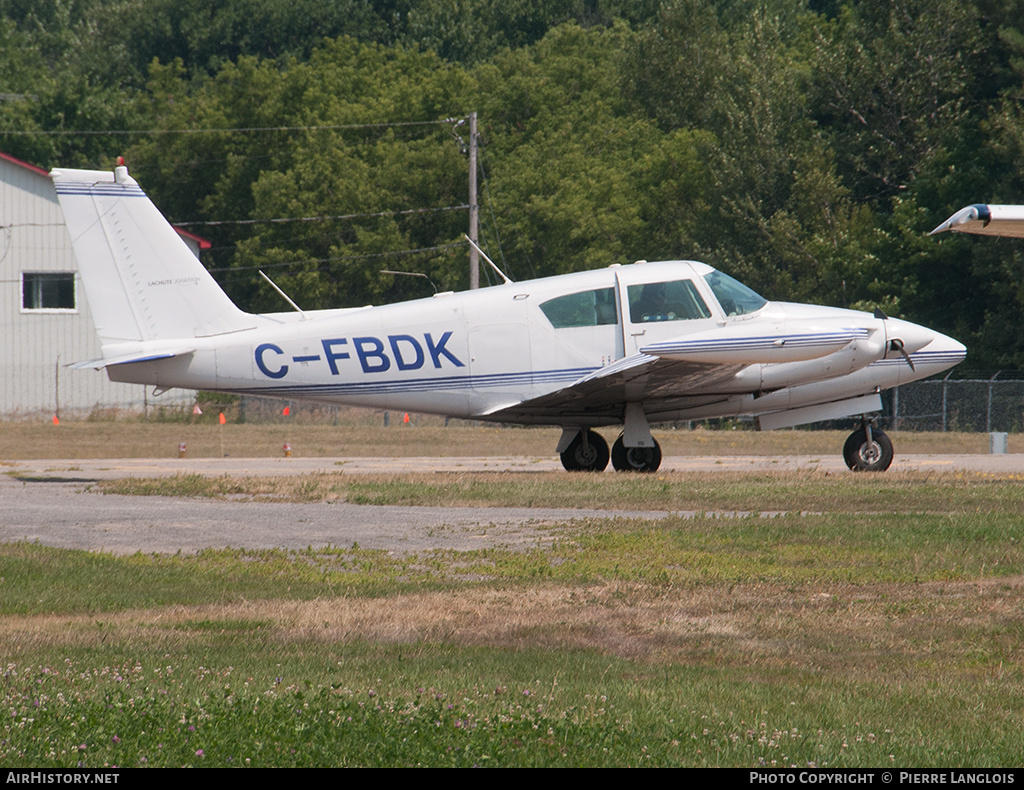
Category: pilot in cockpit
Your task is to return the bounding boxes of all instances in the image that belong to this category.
[632,282,674,322]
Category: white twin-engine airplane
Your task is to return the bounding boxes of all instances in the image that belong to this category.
[53,163,966,472]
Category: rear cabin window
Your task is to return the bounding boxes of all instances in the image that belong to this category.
[540,287,618,328]
[628,280,711,323]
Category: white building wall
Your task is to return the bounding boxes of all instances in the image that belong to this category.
[1,156,194,417]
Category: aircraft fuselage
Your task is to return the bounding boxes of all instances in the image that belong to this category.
[105,260,964,428]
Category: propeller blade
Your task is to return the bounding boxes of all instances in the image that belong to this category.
[890,339,916,371]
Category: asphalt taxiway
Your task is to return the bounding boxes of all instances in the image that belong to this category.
[2,454,1022,555]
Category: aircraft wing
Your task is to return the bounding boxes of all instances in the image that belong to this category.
[930,204,1024,238]
[478,353,744,423]
[478,319,872,424]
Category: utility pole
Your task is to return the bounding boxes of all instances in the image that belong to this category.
[468,111,479,289]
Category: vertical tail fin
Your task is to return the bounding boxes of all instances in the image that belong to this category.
[52,165,254,345]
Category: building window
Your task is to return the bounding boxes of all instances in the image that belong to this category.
[22,272,76,311]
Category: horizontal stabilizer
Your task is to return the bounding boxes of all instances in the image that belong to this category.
[930,204,1024,238]
[641,322,869,365]
[68,345,197,370]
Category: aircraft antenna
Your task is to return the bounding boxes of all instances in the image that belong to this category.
[259,270,307,319]
[464,234,513,285]
[381,269,438,294]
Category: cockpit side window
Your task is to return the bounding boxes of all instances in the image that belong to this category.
[627,280,711,323]
[540,287,618,328]
[703,270,767,316]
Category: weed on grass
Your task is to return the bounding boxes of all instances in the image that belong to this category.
[4,638,1023,767]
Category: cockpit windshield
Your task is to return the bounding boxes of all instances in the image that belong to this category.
[703,270,767,317]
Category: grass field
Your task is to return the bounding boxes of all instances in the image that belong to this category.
[2,420,1022,767]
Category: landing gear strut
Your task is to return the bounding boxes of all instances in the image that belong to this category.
[843,418,893,472]
[611,433,662,473]
[560,429,610,472]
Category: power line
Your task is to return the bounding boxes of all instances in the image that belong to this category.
[176,204,469,227]
[0,118,467,136]
[206,241,469,274]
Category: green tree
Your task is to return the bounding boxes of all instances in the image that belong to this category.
[809,0,989,207]
[127,39,475,310]
[473,23,712,278]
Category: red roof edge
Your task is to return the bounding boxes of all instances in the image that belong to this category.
[173,226,213,250]
[0,150,50,177]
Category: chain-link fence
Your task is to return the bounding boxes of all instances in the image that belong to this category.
[889,375,1024,433]
[113,374,1024,433]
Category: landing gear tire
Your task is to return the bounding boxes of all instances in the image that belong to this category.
[560,429,609,472]
[611,434,662,473]
[843,427,893,472]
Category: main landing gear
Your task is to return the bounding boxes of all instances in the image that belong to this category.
[559,429,663,473]
[560,429,609,472]
[843,417,894,472]
[611,433,662,472]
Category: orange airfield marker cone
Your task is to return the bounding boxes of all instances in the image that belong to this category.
[52,414,63,457]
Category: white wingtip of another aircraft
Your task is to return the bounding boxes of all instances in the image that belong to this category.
[931,203,1024,238]
[929,204,989,235]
